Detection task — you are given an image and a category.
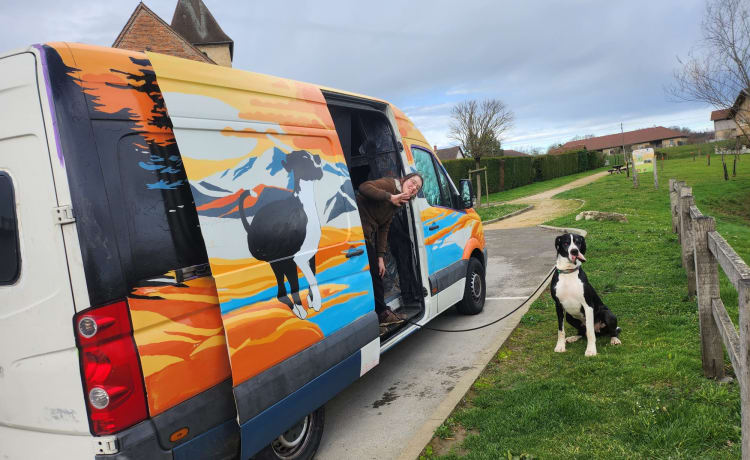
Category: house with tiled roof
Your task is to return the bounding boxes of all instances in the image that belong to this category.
[552,126,687,155]
[114,0,233,67]
[711,109,737,140]
[434,146,466,161]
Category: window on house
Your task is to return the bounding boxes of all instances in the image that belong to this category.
[0,172,20,284]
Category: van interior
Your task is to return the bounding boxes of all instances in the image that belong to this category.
[324,93,425,339]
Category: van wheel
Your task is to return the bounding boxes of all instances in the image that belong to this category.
[456,257,485,315]
[255,407,325,460]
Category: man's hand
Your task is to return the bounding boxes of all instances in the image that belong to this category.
[378,257,386,278]
[389,192,410,206]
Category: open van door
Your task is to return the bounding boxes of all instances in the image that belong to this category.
[148,52,380,458]
[0,52,91,457]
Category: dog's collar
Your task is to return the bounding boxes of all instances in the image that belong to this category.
[556,267,580,274]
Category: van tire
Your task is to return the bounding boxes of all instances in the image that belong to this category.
[255,407,325,460]
[456,257,485,315]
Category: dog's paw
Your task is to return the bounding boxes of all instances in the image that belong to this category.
[565,335,582,343]
[585,348,597,357]
[554,343,566,353]
[610,337,622,345]
[292,304,308,320]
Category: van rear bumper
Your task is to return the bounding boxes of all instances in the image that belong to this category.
[96,379,239,460]
[95,418,239,460]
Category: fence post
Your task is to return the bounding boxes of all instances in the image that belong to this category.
[739,278,750,459]
[679,187,697,296]
[669,179,679,234]
[672,181,686,240]
[693,216,725,379]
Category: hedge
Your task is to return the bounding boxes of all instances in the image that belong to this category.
[442,150,604,194]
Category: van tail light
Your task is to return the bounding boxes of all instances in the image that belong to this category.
[74,300,148,435]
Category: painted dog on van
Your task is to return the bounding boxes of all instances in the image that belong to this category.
[550,233,621,356]
[238,150,324,319]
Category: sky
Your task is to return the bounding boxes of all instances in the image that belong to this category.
[0,0,717,152]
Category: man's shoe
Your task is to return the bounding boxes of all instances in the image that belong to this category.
[378,309,405,326]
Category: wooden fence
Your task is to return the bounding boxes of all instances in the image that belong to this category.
[670,179,750,459]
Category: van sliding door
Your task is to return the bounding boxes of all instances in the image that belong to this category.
[148,53,380,458]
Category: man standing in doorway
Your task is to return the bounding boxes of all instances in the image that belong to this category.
[356,173,423,325]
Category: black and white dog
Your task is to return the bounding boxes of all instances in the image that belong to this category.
[550,233,621,356]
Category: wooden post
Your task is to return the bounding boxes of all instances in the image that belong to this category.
[475,173,481,208]
[669,179,680,234]
[693,216,725,379]
[672,181,686,240]
[679,187,696,296]
[653,154,659,189]
[708,153,711,166]
[738,278,750,458]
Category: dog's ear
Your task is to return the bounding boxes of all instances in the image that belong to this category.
[555,235,563,251]
[579,236,587,255]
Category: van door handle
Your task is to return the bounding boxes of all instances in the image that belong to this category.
[346,249,365,258]
[428,224,439,230]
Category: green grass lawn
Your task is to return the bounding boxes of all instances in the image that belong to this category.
[475,203,529,222]
[483,167,609,204]
[657,140,735,160]
[422,155,750,459]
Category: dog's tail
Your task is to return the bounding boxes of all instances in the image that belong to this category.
[238,189,252,234]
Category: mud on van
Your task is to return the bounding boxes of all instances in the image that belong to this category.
[0,43,486,459]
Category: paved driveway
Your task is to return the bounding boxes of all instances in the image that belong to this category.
[315,226,561,460]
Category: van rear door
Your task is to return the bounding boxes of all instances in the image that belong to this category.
[0,52,90,456]
[147,52,380,458]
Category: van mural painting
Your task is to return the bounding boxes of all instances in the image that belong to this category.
[147,51,374,385]
[237,149,324,319]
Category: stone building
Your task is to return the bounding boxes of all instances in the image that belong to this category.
[711,109,738,140]
[113,0,233,67]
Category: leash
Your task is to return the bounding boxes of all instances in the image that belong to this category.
[397,268,555,333]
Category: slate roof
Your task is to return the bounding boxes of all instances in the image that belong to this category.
[435,146,465,161]
[171,0,234,58]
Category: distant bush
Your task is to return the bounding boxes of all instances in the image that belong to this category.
[441,149,602,194]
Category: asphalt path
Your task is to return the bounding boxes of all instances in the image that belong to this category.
[315,226,562,460]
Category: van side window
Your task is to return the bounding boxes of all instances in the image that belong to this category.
[413,147,453,208]
[0,172,20,284]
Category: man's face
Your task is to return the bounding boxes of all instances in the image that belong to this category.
[403,176,422,198]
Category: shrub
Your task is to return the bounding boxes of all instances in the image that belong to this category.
[440,149,602,194]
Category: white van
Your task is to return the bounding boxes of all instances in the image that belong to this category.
[0,43,487,459]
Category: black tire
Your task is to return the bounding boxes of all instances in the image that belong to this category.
[254,407,325,460]
[456,257,485,315]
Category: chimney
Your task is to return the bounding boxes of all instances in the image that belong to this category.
[434,145,438,153]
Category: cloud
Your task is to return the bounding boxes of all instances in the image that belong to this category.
[0,0,715,151]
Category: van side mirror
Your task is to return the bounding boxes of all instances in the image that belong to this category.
[459,179,474,209]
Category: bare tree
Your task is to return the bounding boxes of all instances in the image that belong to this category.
[669,0,750,139]
[449,99,514,164]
